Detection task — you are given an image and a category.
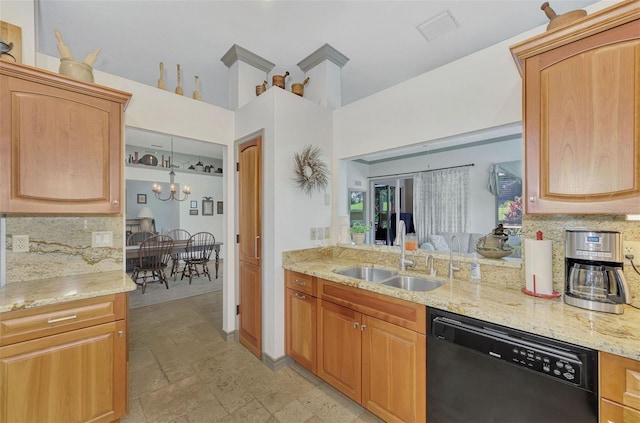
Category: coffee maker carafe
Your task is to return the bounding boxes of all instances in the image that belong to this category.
[564,230,630,314]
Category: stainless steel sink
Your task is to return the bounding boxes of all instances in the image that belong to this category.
[334,266,397,282]
[381,275,445,292]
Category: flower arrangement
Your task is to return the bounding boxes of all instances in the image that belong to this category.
[349,222,371,234]
[504,196,522,222]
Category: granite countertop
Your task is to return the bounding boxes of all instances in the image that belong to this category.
[284,258,640,361]
[0,270,137,313]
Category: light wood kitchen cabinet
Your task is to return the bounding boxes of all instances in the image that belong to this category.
[285,270,317,373]
[600,351,640,423]
[510,3,640,214]
[0,293,128,423]
[0,61,131,214]
[316,278,426,423]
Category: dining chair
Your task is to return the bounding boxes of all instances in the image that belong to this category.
[180,232,216,284]
[167,229,191,280]
[126,231,155,245]
[131,234,174,294]
[125,231,156,271]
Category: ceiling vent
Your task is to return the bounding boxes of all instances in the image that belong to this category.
[417,9,459,42]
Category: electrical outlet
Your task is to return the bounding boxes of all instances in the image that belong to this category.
[324,227,330,239]
[12,235,29,252]
[624,241,640,257]
[92,231,113,248]
[310,227,318,240]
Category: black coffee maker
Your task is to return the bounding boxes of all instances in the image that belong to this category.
[564,230,630,314]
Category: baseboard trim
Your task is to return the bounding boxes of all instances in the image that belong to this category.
[263,353,291,371]
[221,329,237,342]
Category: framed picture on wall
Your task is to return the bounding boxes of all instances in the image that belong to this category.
[189,209,198,216]
[202,198,214,216]
[137,194,147,204]
[217,201,223,214]
[190,200,198,209]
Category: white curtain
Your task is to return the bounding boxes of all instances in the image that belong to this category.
[413,167,470,245]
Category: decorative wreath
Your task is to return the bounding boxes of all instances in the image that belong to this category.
[294,145,329,196]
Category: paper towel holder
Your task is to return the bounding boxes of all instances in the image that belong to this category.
[521,287,561,298]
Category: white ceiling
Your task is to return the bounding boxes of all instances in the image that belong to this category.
[33,0,599,158]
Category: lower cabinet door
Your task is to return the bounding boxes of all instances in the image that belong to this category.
[361,315,426,423]
[317,299,362,402]
[285,288,316,373]
[601,398,640,423]
[0,320,126,423]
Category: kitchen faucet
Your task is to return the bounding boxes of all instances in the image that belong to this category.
[426,254,436,276]
[449,234,461,279]
[395,220,415,271]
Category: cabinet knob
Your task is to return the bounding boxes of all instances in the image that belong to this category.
[112,200,119,206]
[361,324,367,332]
[353,322,359,329]
[529,196,536,202]
[118,330,124,337]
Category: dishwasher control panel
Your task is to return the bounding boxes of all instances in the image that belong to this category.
[429,309,597,392]
[508,345,581,385]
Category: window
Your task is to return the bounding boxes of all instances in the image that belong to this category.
[496,172,522,228]
[349,190,366,228]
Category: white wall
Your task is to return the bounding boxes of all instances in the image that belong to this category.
[235,87,333,361]
[0,1,36,66]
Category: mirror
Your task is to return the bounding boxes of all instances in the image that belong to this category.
[342,127,523,256]
[125,127,225,237]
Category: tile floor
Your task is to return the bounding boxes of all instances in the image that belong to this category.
[122,290,384,423]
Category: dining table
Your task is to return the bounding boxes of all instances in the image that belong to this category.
[126,240,223,279]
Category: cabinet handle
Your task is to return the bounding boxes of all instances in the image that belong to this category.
[529,196,536,202]
[361,324,367,332]
[294,279,306,286]
[255,236,260,259]
[47,314,77,324]
[294,292,306,300]
[353,322,359,329]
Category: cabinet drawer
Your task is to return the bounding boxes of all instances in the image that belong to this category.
[601,398,640,423]
[318,279,426,334]
[601,352,640,411]
[286,271,316,296]
[0,293,126,346]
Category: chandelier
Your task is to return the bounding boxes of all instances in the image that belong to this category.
[151,139,191,202]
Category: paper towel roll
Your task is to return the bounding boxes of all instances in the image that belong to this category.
[525,239,553,295]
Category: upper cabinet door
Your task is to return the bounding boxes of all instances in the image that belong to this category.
[511,3,640,214]
[0,62,131,214]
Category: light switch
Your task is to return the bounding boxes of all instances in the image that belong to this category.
[92,231,113,248]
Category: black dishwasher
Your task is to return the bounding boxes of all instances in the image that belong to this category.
[427,309,598,423]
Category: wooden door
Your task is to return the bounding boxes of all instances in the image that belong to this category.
[0,321,127,423]
[361,315,426,423]
[317,299,362,402]
[523,21,640,214]
[238,137,262,359]
[285,288,317,373]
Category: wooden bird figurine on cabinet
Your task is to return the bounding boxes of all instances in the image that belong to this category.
[193,76,201,100]
[158,62,166,90]
[175,64,183,95]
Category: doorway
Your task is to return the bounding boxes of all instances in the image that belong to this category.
[371,177,413,245]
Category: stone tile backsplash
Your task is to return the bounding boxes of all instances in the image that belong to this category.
[4,216,123,282]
